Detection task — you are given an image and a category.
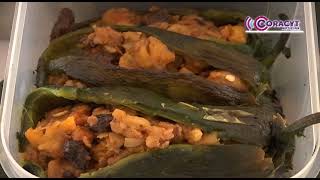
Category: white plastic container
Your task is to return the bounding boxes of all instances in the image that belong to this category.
[0,2,15,87]
[0,1,15,116]
[0,2,320,178]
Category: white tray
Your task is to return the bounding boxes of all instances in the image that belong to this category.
[0,2,320,178]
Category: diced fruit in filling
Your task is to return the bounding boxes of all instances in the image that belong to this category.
[88,114,112,133]
[23,104,220,177]
[119,36,175,70]
[63,140,91,170]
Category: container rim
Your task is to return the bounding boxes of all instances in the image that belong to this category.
[0,2,37,178]
[291,2,320,178]
[0,2,320,178]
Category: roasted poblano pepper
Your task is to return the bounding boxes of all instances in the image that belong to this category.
[79,144,274,178]
[36,13,289,92]
[48,56,255,106]
[35,30,280,106]
[18,86,272,147]
[36,25,258,88]
[18,86,320,178]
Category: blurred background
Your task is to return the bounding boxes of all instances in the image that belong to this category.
[0,2,15,178]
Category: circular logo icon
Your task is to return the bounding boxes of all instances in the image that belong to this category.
[245,16,254,30]
[254,16,269,31]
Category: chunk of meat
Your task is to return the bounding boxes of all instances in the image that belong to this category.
[219,25,247,44]
[102,8,141,25]
[85,27,124,54]
[63,140,91,170]
[119,36,175,70]
[122,31,144,50]
[207,70,248,92]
